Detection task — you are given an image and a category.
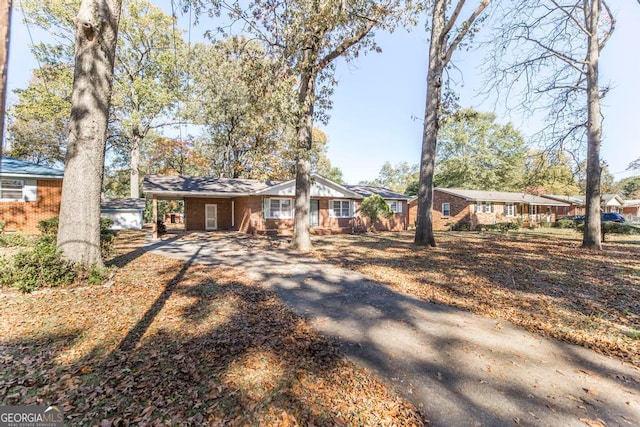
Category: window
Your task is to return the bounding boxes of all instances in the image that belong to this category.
[331,200,353,218]
[266,198,293,219]
[387,200,402,213]
[442,203,451,218]
[477,202,493,213]
[503,203,515,216]
[0,179,24,201]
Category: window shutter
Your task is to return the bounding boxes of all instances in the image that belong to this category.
[263,198,270,218]
[397,201,403,213]
[350,200,354,217]
[490,204,494,213]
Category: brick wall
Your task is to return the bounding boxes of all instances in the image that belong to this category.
[235,196,264,234]
[0,179,62,234]
[184,197,233,231]
[433,191,472,230]
[354,199,408,231]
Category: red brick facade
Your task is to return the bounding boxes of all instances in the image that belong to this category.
[0,179,62,234]
[408,190,565,231]
[182,196,408,235]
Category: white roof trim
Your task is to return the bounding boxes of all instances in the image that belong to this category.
[255,173,363,199]
[0,172,63,180]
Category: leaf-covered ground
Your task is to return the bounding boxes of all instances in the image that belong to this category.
[311,231,640,367]
[0,231,427,426]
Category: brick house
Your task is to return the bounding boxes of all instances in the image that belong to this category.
[408,188,570,231]
[0,156,64,233]
[142,173,410,237]
[622,199,640,222]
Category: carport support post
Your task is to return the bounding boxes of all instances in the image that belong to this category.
[152,197,158,239]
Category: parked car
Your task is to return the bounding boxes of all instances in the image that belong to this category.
[601,212,626,223]
[573,215,585,223]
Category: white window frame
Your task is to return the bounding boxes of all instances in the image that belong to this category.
[330,200,353,218]
[265,198,293,219]
[387,200,402,213]
[478,201,493,213]
[504,203,515,217]
[0,179,24,201]
[442,202,451,218]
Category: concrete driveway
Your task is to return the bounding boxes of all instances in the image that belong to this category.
[149,232,640,427]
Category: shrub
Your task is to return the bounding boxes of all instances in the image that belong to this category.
[576,222,640,241]
[156,219,167,235]
[476,222,519,232]
[2,240,76,293]
[457,221,471,231]
[100,218,116,258]
[0,233,33,247]
[554,219,575,229]
[0,220,5,234]
[359,195,393,231]
[539,221,552,228]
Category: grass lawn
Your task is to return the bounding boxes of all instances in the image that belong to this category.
[0,231,427,426]
[311,229,640,367]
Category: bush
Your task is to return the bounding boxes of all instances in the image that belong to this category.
[576,222,640,241]
[539,221,552,228]
[156,219,167,235]
[0,220,5,234]
[1,240,76,293]
[476,222,519,232]
[0,233,33,247]
[359,195,393,231]
[100,218,116,258]
[554,219,575,229]
[457,221,471,231]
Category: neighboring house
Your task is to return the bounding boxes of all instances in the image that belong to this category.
[622,199,640,222]
[601,194,625,213]
[541,195,586,217]
[408,188,570,231]
[100,198,146,230]
[0,156,64,233]
[142,173,410,237]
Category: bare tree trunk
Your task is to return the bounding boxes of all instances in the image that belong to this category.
[415,0,446,248]
[582,0,602,250]
[0,0,11,160]
[130,134,140,198]
[291,58,315,251]
[57,0,122,266]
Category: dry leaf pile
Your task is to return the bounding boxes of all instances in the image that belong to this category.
[1,231,427,426]
[311,231,640,366]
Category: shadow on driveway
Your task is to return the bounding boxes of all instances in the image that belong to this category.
[148,232,640,427]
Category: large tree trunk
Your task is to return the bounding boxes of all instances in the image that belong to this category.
[130,133,140,198]
[582,0,602,250]
[415,0,446,247]
[57,0,122,266]
[0,0,11,160]
[291,58,315,251]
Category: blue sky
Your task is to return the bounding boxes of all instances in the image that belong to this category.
[6,1,640,185]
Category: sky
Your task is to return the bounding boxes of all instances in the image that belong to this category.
[5,1,640,185]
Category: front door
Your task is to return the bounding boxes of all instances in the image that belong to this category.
[205,204,217,230]
[310,199,319,227]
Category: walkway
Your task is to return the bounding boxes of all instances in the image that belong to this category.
[150,232,640,427]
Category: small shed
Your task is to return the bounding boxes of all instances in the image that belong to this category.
[100,198,146,230]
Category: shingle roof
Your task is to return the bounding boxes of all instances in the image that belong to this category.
[436,188,570,206]
[543,195,585,205]
[143,175,275,196]
[101,198,146,210]
[345,185,411,200]
[0,156,64,178]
